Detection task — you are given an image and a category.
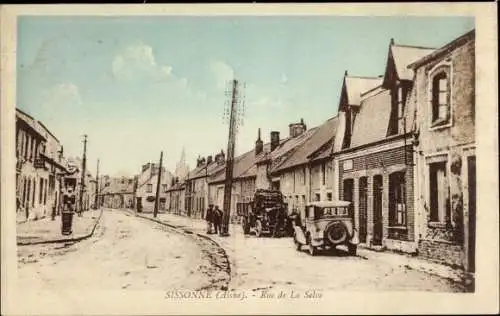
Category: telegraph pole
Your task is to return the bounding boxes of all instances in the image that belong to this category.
[221,79,242,237]
[94,159,100,209]
[79,135,87,217]
[153,151,163,218]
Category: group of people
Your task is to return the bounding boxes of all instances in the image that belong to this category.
[205,204,223,235]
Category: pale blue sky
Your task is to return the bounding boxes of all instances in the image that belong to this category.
[17,16,474,177]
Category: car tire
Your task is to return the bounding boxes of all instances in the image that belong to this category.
[348,244,357,256]
[326,222,348,244]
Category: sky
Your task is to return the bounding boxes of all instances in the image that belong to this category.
[16,15,475,177]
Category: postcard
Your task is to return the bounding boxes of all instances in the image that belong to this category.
[1,3,498,315]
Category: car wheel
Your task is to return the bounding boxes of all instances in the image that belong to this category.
[348,244,357,256]
[255,220,263,237]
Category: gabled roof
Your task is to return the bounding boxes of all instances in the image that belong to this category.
[166,181,185,192]
[408,29,475,69]
[344,76,383,106]
[256,129,318,170]
[272,116,339,173]
[101,177,135,195]
[209,146,262,184]
[309,138,334,162]
[350,87,392,148]
[383,43,435,86]
[186,160,221,180]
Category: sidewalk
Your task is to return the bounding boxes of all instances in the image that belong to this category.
[138,211,470,287]
[17,209,103,246]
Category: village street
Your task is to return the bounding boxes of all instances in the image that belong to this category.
[17,209,465,294]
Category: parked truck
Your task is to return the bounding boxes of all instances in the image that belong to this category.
[238,189,290,237]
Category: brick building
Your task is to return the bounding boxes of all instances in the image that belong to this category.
[16,108,67,221]
[335,40,435,253]
[407,30,476,271]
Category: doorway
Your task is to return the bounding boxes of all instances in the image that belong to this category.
[467,156,476,273]
[372,175,383,246]
[359,177,368,243]
[344,179,354,214]
[136,197,142,213]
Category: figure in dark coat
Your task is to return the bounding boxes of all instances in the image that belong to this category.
[206,204,214,234]
[213,205,223,234]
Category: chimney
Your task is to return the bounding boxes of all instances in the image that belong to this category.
[255,128,263,155]
[390,38,395,45]
[289,118,307,138]
[270,131,280,151]
[207,155,213,164]
[215,150,225,164]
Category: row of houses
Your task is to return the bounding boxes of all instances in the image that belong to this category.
[163,29,476,272]
[15,108,96,222]
[103,29,475,272]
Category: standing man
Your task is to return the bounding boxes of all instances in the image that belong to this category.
[213,205,223,235]
[206,204,214,234]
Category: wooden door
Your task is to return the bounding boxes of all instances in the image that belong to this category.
[372,175,383,246]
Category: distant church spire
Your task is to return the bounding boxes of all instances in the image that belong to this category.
[180,146,186,164]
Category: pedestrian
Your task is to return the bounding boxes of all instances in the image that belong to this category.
[213,205,223,235]
[205,204,214,234]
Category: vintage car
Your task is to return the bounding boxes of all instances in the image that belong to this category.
[293,200,359,256]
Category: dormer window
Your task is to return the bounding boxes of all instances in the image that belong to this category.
[397,86,404,120]
[430,65,451,128]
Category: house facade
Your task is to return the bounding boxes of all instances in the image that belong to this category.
[408,30,476,271]
[166,179,186,215]
[100,176,135,209]
[335,40,435,253]
[209,147,256,223]
[184,151,225,219]
[135,162,172,213]
[270,117,338,214]
[16,108,67,221]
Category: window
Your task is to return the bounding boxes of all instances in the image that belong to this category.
[389,171,407,226]
[32,179,36,207]
[146,183,153,193]
[321,163,326,185]
[431,70,451,126]
[44,179,48,205]
[327,192,332,201]
[303,167,306,185]
[429,161,450,223]
[315,193,320,201]
[163,184,168,193]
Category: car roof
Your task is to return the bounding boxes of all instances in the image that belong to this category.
[306,200,351,208]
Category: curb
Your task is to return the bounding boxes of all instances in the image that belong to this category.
[135,213,232,290]
[358,247,468,285]
[17,209,104,246]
